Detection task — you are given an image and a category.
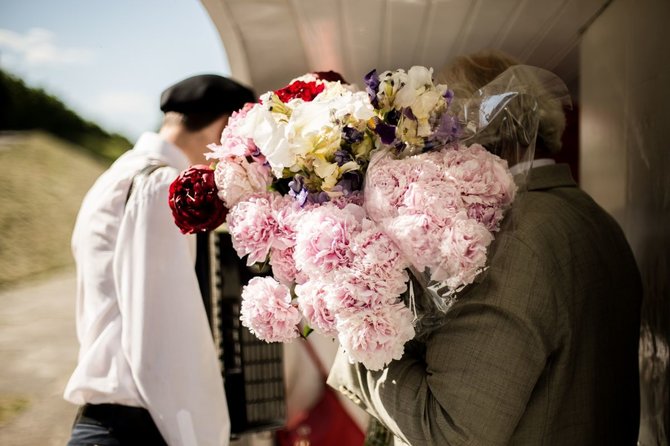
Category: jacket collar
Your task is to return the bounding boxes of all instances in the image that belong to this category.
[524,163,577,191]
[133,132,190,171]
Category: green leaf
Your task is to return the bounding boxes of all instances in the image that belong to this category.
[301,324,314,339]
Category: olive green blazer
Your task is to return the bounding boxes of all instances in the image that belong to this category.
[328,164,642,445]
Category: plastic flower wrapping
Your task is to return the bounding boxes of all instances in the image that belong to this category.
[169,65,570,370]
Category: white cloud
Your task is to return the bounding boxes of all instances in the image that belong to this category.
[93,91,159,138]
[97,91,155,117]
[0,27,95,66]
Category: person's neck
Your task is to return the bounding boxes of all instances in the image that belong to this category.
[159,126,207,165]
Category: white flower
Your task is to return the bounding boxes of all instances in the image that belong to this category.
[376,69,407,110]
[237,104,294,177]
[394,66,431,107]
[286,102,342,169]
[394,66,445,137]
[319,89,375,122]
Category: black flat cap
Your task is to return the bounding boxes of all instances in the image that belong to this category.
[160,74,256,115]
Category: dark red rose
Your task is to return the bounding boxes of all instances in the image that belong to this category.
[313,70,348,84]
[274,80,325,103]
[168,164,227,234]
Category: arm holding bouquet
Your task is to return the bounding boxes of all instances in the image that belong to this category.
[328,189,563,445]
[328,51,642,445]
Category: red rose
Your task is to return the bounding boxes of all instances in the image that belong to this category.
[313,70,348,84]
[274,80,325,103]
[168,164,227,234]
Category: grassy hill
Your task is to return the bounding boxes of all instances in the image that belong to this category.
[0,69,132,163]
[0,132,107,287]
[0,70,135,287]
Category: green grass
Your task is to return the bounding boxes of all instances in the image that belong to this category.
[0,131,107,288]
[0,395,30,426]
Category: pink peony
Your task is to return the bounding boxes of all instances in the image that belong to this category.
[240,276,302,343]
[348,220,409,297]
[345,267,408,302]
[214,156,272,208]
[443,143,517,211]
[329,191,365,208]
[295,279,338,336]
[293,203,363,276]
[365,150,451,222]
[227,192,296,265]
[433,214,494,289]
[466,202,506,232]
[271,194,302,248]
[402,179,463,220]
[207,103,263,161]
[381,213,443,274]
[323,276,385,314]
[363,151,414,221]
[269,246,305,286]
[336,302,416,371]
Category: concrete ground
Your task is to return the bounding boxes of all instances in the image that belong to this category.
[0,270,274,446]
[0,268,79,445]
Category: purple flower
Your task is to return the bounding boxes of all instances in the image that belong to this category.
[305,191,330,205]
[364,69,380,108]
[291,189,308,206]
[288,175,305,194]
[334,149,354,166]
[385,109,401,126]
[335,170,363,195]
[342,126,364,145]
[444,89,454,104]
[433,112,461,143]
[288,176,310,206]
[375,120,397,145]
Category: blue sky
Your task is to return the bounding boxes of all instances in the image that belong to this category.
[0,0,230,140]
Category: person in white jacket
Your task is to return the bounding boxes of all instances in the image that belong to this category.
[65,74,255,446]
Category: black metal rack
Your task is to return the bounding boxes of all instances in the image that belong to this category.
[196,230,286,437]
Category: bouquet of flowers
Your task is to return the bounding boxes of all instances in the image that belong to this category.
[169,67,517,370]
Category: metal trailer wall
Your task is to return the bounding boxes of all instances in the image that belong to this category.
[580,0,670,444]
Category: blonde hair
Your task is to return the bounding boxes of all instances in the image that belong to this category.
[437,50,566,156]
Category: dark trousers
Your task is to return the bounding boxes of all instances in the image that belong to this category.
[67,403,167,446]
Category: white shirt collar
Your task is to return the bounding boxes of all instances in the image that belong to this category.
[133,132,190,171]
[509,158,556,176]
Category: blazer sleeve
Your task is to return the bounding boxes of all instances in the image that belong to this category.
[327,232,561,446]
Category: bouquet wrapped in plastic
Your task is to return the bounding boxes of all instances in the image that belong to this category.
[168,65,570,370]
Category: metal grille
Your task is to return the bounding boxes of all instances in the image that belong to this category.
[196,230,286,437]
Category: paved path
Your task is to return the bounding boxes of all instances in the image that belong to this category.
[0,269,79,445]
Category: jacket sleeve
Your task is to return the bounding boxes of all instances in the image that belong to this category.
[327,232,560,446]
[113,170,230,446]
